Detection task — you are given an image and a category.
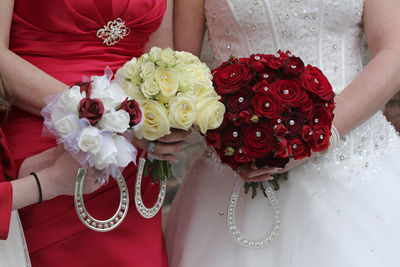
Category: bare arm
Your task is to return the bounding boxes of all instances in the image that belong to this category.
[333,0,400,135]
[173,0,206,56]
[0,0,68,115]
[144,0,174,51]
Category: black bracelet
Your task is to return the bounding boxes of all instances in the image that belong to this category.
[30,172,42,204]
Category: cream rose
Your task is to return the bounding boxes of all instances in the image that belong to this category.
[94,138,118,170]
[115,58,140,81]
[123,82,146,101]
[78,127,103,154]
[195,96,225,134]
[149,47,162,63]
[158,48,176,68]
[168,94,197,130]
[54,114,80,139]
[140,61,156,80]
[140,80,160,98]
[136,99,170,141]
[100,110,130,133]
[192,81,218,100]
[155,68,180,102]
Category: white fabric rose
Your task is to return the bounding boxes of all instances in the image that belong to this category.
[100,109,130,133]
[54,114,80,139]
[78,127,103,154]
[113,135,135,168]
[56,85,84,114]
[91,83,128,112]
[94,138,118,170]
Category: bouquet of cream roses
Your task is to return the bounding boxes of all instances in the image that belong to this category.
[115,47,225,182]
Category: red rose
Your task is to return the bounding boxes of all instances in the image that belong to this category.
[284,112,306,136]
[310,127,331,152]
[218,147,241,170]
[287,138,311,160]
[300,99,314,117]
[252,80,270,93]
[75,81,92,97]
[213,62,253,95]
[79,98,104,125]
[251,93,281,119]
[300,65,335,101]
[310,104,334,129]
[283,57,305,77]
[243,122,275,157]
[270,80,309,108]
[254,154,290,168]
[258,67,277,84]
[206,132,222,150]
[274,124,288,138]
[301,125,313,142]
[119,98,142,127]
[223,126,243,148]
[274,138,288,158]
[260,51,288,69]
[234,146,254,163]
[325,99,335,112]
[248,54,267,72]
[226,87,253,113]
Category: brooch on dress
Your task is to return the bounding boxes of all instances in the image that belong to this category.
[97,18,130,46]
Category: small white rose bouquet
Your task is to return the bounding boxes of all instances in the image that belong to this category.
[115,47,225,183]
[41,68,143,231]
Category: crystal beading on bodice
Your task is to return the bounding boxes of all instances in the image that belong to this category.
[204,0,399,166]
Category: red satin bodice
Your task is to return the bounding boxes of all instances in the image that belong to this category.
[2,1,168,266]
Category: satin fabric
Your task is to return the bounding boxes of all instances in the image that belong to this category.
[2,1,168,266]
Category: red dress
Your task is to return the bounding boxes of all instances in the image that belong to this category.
[2,0,168,266]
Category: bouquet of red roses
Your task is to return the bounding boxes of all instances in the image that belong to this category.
[206,51,335,191]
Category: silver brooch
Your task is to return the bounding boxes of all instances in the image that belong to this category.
[97,18,130,46]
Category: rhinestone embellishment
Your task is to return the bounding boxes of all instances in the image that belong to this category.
[97,18,130,46]
[228,180,280,248]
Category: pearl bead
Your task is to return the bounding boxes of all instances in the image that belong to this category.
[314,78,319,84]
[265,102,270,108]
[320,134,324,140]
[256,131,262,137]
[182,104,188,109]
[149,113,155,118]
[314,118,319,123]
[289,120,295,126]
[238,97,244,103]
[161,74,167,80]
[292,144,298,149]
[254,56,260,60]
[277,119,282,123]
[283,89,289,95]
[239,148,243,153]
[264,86,269,91]
[263,74,269,78]
[233,131,239,138]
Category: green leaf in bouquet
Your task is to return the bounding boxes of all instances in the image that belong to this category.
[151,162,157,184]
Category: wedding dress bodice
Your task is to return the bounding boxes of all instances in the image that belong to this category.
[204,0,399,166]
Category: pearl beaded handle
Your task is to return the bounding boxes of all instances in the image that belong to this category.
[74,168,129,232]
[227,179,281,248]
[134,157,167,219]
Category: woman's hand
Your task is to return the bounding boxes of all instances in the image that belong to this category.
[42,151,101,199]
[132,129,190,163]
[236,157,308,182]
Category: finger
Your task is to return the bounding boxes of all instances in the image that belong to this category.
[152,141,186,155]
[237,165,277,178]
[237,171,272,182]
[157,154,179,163]
[158,129,189,143]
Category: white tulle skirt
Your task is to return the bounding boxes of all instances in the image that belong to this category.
[166,112,400,267]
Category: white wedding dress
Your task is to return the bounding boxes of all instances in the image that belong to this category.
[166,0,400,266]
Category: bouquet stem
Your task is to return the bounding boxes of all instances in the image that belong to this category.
[245,172,288,199]
[144,159,172,183]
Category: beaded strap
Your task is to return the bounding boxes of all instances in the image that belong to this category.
[227,179,280,249]
[135,157,167,219]
[74,168,129,232]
